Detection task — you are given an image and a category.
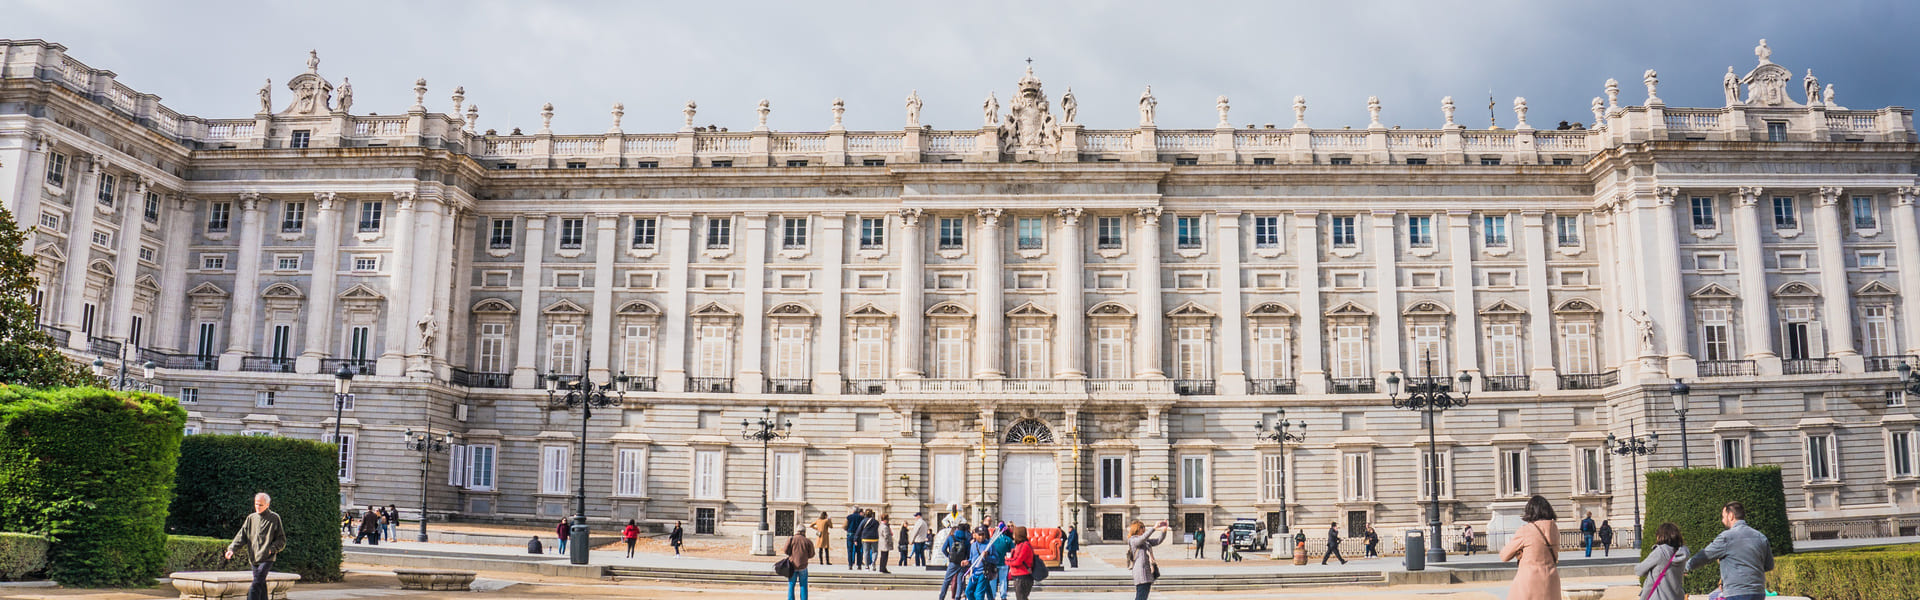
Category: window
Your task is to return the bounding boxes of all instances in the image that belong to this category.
[1859,252,1885,269]
[1255,326,1289,379]
[697,325,731,378]
[706,217,732,248]
[862,158,886,167]
[1893,432,1914,478]
[478,323,506,373]
[1720,437,1746,469]
[709,159,732,168]
[1551,157,1574,166]
[1330,215,1357,248]
[1333,324,1367,379]
[852,326,885,380]
[1500,450,1528,496]
[352,256,379,272]
[1260,454,1285,501]
[549,324,579,374]
[934,326,966,379]
[1406,215,1432,248]
[1772,197,1798,230]
[785,160,808,167]
[693,449,723,499]
[80,303,95,337]
[1483,214,1509,247]
[39,213,59,230]
[1556,214,1580,246]
[196,323,218,360]
[1095,327,1126,379]
[1487,323,1521,377]
[255,391,276,408]
[1328,157,1352,165]
[1690,197,1716,230]
[1250,215,1281,248]
[773,325,808,379]
[144,192,161,222]
[934,454,964,505]
[277,201,305,232]
[1017,217,1044,250]
[1180,456,1208,502]
[1766,121,1788,142]
[91,231,111,247]
[45,153,66,187]
[1853,196,1878,230]
[1013,327,1046,379]
[276,255,300,271]
[1175,326,1208,380]
[617,448,647,496]
[1343,453,1370,500]
[348,325,371,362]
[1171,156,1198,166]
[207,202,232,232]
[852,454,882,503]
[1100,456,1127,502]
[465,445,496,491]
[1889,391,1908,408]
[1700,308,1733,361]
[1412,451,1446,499]
[289,130,311,148]
[559,218,584,249]
[859,217,885,249]
[489,218,514,249]
[772,451,801,501]
[332,433,355,481]
[1560,322,1596,374]
[1176,216,1203,249]
[269,324,292,361]
[97,173,116,206]
[357,201,383,232]
[1579,448,1604,494]
[566,161,588,169]
[1406,157,1428,165]
[630,217,657,249]
[1863,306,1893,357]
[495,162,517,170]
[542,446,570,494]
[200,254,226,271]
[1480,157,1502,166]
[938,217,965,249]
[782,217,809,249]
[1253,157,1276,165]
[635,161,659,168]
[622,324,653,376]
[1805,434,1836,482]
[179,388,199,404]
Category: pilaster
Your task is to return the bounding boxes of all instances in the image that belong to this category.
[1055,208,1088,379]
[975,208,1005,379]
[298,193,342,373]
[1371,210,1403,385]
[221,192,265,369]
[895,209,926,378]
[57,156,102,349]
[154,196,195,352]
[814,214,847,392]
[431,206,459,375]
[405,197,445,378]
[660,214,693,391]
[1520,211,1559,390]
[511,216,547,388]
[1447,211,1481,382]
[1293,211,1325,393]
[8,133,52,253]
[1216,211,1247,394]
[448,212,478,370]
[1814,187,1861,371]
[378,193,417,376]
[589,214,619,380]
[739,214,769,393]
[107,177,146,351]
[1134,207,1165,379]
[1894,188,1920,357]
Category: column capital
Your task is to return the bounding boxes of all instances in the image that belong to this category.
[29,131,54,152]
[87,154,106,174]
[1369,208,1397,219]
[133,176,151,194]
[171,194,196,211]
[1056,207,1083,225]
[899,207,925,228]
[524,215,548,229]
[1735,186,1765,206]
[392,190,417,210]
[1895,187,1919,206]
[595,213,620,227]
[237,192,261,211]
[1816,186,1845,206]
[1655,186,1681,205]
[313,191,340,211]
[1136,206,1162,225]
[976,208,1003,227]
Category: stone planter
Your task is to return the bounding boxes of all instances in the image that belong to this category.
[394,568,477,591]
[170,571,300,600]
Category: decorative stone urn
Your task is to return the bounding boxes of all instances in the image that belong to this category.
[394,568,477,591]
[170,571,300,600]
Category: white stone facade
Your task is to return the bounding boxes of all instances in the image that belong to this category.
[4,38,1920,543]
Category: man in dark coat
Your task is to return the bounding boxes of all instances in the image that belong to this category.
[1320,522,1347,565]
[1580,512,1597,557]
[844,507,865,570]
[1063,525,1079,568]
[226,493,288,600]
[354,505,381,545]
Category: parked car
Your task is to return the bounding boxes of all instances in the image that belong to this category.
[1228,518,1269,551]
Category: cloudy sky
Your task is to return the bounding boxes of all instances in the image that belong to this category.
[9,1,1918,134]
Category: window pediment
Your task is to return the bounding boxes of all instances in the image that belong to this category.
[35,243,65,262]
[846,303,893,319]
[926,301,973,317]
[187,282,230,298]
[618,299,662,315]
[1553,298,1601,313]
[473,298,517,314]
[88,259,115,277]
[1855,280,1897,297]
[1247,301,1297,317]
[1166,301,1217,319]
[1690,283,1738,300]
[134,274,161,291]
[1006,301,1054,318]
[689,301,738,317]
[1087,301,1134,317]
[545,299,590,314]
[1325,301,1374,317]
[1773,281,1819,298]
[1477,300,1525,316]
[261,283,305,299]
[1404,300,1451,316]
[337,283,384,301]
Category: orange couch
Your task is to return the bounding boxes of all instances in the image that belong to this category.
[1027,527,1065,566]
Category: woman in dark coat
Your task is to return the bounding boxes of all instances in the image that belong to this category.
[670,521,685,555]
[1597,520,1615,556]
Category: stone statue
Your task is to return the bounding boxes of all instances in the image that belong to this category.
[1590,97,1605,129]
[1628,309,1654,353]
[1061,87,1077,124]
[1442,96,1456,127]
[1755,38,1772,64]
[1216,95,1231,127]
[1824,84,1837,108]
[683,100,697,130]
[1643,70,1660,104]
[1605,78,1620,108]
[905,89,922,126]
[757,99,771,129]
[1803,69,1821,105]
[540,102,554,133]
[983,92,999,127]
[306,49,320,73]
[337,78,353,114]
[257,78,272,113]
[1723,67,1740,106]
[1292,95,1307,127]
[610,102,625,132]
[1513,97,1529,129]
[831,98,845,128]
[289,78,324,114]
[1138,86,1156,126]
[1366,96,1381,127]
[416,315,439,352]
[997,67,1062,153]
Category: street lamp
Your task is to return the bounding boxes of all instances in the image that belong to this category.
[1254,409,1307,535]
[1895,363,1920,396]
[92,354,157,392]
[402,425,451,543]
[1670,379,1692,468]
[1066,427,1081,532]
[741,406,792,556]
[332,364,355,513]
[1607,420,1658,547]
[1386,351,1471,565]
[543,354,627,566]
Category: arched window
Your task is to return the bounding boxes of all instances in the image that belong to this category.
[1003,419,1055,445]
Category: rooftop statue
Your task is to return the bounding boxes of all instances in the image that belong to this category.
[997,66,1061,153]
[905,89,922,127]
[1723,67,1740,107]
[1139,85,1157,126]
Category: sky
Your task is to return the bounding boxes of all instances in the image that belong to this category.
[8,0,1920,135]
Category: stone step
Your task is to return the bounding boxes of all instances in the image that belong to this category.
[603,566,1386,590]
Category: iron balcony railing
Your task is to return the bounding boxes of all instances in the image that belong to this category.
[319,358,375,376]
[1698,360,1757,377]
[1558,370,1619,390]
[766,378,813,394]
[1867,355,1914,373]
[240,356,296,373]
[1331,377,1376,394]
[1249,378,1298,395]
[689,377,734,394]
[87,335,123,358]
[623,376,658,392]
[141,348,217,370]
[39,324,71,346]
[1783,358,1841,375]
[844,379,888,395]
[1482,375,1532,392]
[1173,379,1216,395]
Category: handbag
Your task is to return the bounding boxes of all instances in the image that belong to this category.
[1529,522,1558,566]
[774,557,794,578]
[1640,547,1682,600]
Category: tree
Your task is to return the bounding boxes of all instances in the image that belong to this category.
[0,206,93,387]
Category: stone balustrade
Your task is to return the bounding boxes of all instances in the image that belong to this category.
[169,571,300,600]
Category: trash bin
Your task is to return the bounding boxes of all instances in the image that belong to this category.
[1404,529,1426,571]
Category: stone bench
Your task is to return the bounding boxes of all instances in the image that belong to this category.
[169,571,300,600]
[1562,584,1605,600]
[394,568,477,591]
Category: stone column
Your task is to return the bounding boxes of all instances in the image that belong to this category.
[1732,188,1780,373]
[57,156,103,349]
[1215,211,1246,394]
[1054,209,1087,379]
[1651,187,1696,377]
[1447,211,1481,382]
[1134,207,1165,379]
[739,214,770,392]
[816,214,847,392]
[1591,208,1623,371]
[895,209,926,378]
[511,215,547,387]
[9,133,53,253]
[298,192,343,373]
[659,214,694,391]
[589,214,619,379]
[1611,196,1655,379]
[1893,188,1920,357]
[378,192,418,376]
[448,213,478,369]
[220,192,266,369]
[107,178,147,351]
[1294,211,1325,394]
[154,196,196,352]
[1521,211,1558,389]
[405,198,445,377]
[431,206,459,373]
[1814,187,1862,371]
[975,209,1006,379]
[1371,210,1403,383]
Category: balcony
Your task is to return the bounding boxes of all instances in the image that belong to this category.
[1482,375,1532,392]
[623,376,658,393]
[766,378,813,394]
[1559,370,1619,390]
[688,377,734,394]
[841,380,885,395]
[87,335,123,358]
[1084,379,1175,395]
[1698,360,1757,377]
[1866,355,1913,373]
[1783,358,1840,375]
[141,348,216,371]
[449,368,511,389]
[241,356,296,373]
[1250,379,1297,395]
[38,324,71,346]
[319,358,375,376]
[1331,377,1376,394]
[1173,379,1216,395]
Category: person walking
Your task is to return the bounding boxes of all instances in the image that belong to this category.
[964,526,995,600]
[385,504,399,539]
[555,518,571,555]
[354,505,381,545]
[1321,522,1347,565]
[1063,525,1079,568]
[780,527,815,600]
[845,507,866,570]
[910,512,931,567]
[670,521,685,555]
[1636,522,1691,600]
[810,512,834,566]
[1007,526,1037,600]
[1219,529,1232,562]
[876,514,895,574]
[1598,520,1615,557]
[1462,524,1477,556]
[938,522,972,600]
[1498,495,1563,600]
[225,493,287,600]
[857,509,880,570]
[1685,501,1775,600]
[1128,520,1169,600]
[622,520,640,558]
[1580,512,1597,558]
[1189,526,1204,559]
[1363,524,1380,559]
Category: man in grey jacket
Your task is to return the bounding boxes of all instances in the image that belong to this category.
[1686,501,1773,600]
[225,493,288,600]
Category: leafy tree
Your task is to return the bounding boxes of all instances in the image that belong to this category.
[0,206,92,387]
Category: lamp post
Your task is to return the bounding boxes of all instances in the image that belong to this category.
[331,364,354,511]
[91,354,157,392]
[1386,351,1472,565]
[1896,362,1920,396]
[1255,409,1307,536]
[1067,426,1081,532]
[1607,420,1658,547]
[402,424,450,543]
[1670,379,1692,468]
[543,353,627,566]
[741,406,792,556]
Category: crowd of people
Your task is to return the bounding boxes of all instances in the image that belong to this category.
[343,504,398,545]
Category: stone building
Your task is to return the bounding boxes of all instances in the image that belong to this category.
[3,38,1917,545]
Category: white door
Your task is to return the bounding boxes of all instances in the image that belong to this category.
[1000,454,1059,528]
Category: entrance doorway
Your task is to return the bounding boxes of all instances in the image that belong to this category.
[1000,453,1059,528]
[1102,513,1125,542]
[1184,512,1207,543]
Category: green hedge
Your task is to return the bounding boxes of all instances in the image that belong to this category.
[1643,465,1794,595]
[0,386,185,586]
[167,435,341,582]
[0,532,49,580]
[163,535,249,574]
[1768,551,1920,600]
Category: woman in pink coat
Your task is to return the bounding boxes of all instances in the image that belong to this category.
[1499,495,1563,600]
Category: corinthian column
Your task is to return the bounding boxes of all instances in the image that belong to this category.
[895,209,926,378]
[107,177,148,351]
[57,156,104,349]
[377,192,417,376]
[1894,188,1920,357]
[154,196,196,352]
[220,192,265,370]
[1054,208,1087,379]
[1814,186,1861,371]
[1651,187,1695,377]
[975,208,1005,379]
[1135,207,1165,378]
[298,192,343,373]
[1731,187,1779,374]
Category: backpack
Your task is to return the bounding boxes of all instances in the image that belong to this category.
[946,536,971,564]
[1030,552,1050,582]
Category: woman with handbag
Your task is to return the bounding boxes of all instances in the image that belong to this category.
[1634,522,1690,600]
[1006,526,1037,600]
[1499,495,1563,600]
[1127,520,1169,600]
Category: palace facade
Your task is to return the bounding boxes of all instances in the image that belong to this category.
[4,38,1918,546]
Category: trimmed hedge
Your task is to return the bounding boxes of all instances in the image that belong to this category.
[0,386,186,586]
[1643,465,1794,595]
[0,532,49,580]
[1768,550,1920,600]
[163,535,249,574]
[168,435,341,582]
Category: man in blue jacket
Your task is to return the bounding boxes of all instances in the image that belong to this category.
[844,507,865,570]
[1063,525,1079,568]
[938,523,972,600]
[1580,512,1597,557]
[985,523,1014,600]
[964,526,994,600]
[1686,501,1775,600]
